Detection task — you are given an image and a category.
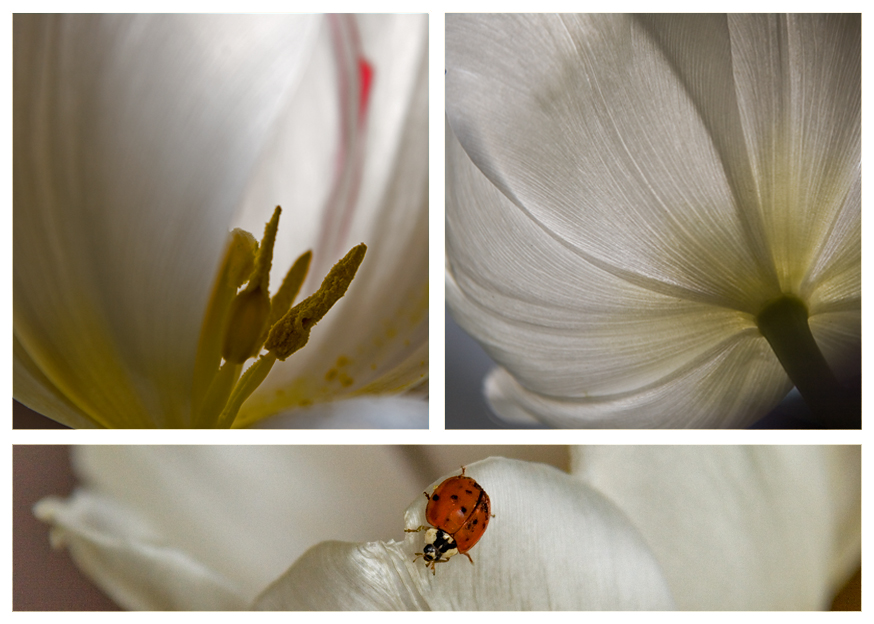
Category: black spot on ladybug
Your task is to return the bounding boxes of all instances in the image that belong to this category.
[450,494,458,500]
[432,494,440,501]
[460,506,467,513]
[472,519,478,525]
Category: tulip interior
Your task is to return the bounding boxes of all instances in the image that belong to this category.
[191,205,365,428]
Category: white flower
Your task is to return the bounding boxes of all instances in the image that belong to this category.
[13,14,428,428]
[446,14,860,428]
[34,446,859,610]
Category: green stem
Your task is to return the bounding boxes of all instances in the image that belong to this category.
[755,296,859,428]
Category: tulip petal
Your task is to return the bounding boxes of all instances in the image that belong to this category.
[34,492,248,610]
[249,396,428,429]
[571,446,861,609]
[46,446,425,606]
[240,15,429,422]
[724,15,860,299]
[446,14,779,312]
[447,123,790,428]
[254,458,674,610]
[13,334,99,428]
[14,15,320,426]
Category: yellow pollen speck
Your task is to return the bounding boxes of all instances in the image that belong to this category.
[336,355,350,367]
[325,368,338,381]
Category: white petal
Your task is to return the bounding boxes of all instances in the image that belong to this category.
[446,14,778,311]
[255,458,674,610]
[725,15,860,298]
[14,15,320,426]
[571,446,861,609]
[34,492,248,610]
[250,396,428,429]
[13,334,98,429]
[447,122,790,428]
[40,446,424,607]
[241,15,429,423]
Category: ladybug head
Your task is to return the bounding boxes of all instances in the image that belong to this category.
[422,527,458,563]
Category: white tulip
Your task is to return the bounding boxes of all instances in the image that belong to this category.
[446,14,859,428]
[34,446,859,610]
[13,14,428,428]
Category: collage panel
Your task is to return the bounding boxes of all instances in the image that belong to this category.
[445,14,860,429]
[13,445,861,610]
[12,14,428,430]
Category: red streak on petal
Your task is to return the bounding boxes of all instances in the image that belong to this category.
[358,57,374,120]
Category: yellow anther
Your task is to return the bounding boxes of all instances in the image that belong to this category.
[220,206,281,364]
[265,243,367,360]
[246,206,281,295]
[224,229,259,288]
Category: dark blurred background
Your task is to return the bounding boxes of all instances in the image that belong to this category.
[13,446,120,610]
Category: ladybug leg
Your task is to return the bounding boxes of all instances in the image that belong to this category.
[462,552,474,565]
[405,525,428,533]
[459,465,466,477]
[429,557,453,575]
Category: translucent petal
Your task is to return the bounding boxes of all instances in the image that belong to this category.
[13,15,320,426]
[484,334,790,429]
[447,123,790,427]
[724,15,860,298]
[254,458,674,610]
[571,446,861,609]
[446,14,779,312]
[241,15,429,421]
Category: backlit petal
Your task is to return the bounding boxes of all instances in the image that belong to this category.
[239,15,429,422]
[14,15,320,427]
[447,123,790,428]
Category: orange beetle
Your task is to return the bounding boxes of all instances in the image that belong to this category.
[405,466,492,574]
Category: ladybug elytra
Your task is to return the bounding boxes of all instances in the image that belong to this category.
[405,466,492,574]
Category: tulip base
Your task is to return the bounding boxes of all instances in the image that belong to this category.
[755,296,860,429]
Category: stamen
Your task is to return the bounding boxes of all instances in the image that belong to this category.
[268,250,312,329]
[220,207,281,364]
[192,207,367,428]
[265,243,367,360]
[192,228,258,414]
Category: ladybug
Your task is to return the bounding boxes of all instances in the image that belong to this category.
[405,466,492,574]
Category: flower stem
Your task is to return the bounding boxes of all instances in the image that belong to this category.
[755,296,859,428]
